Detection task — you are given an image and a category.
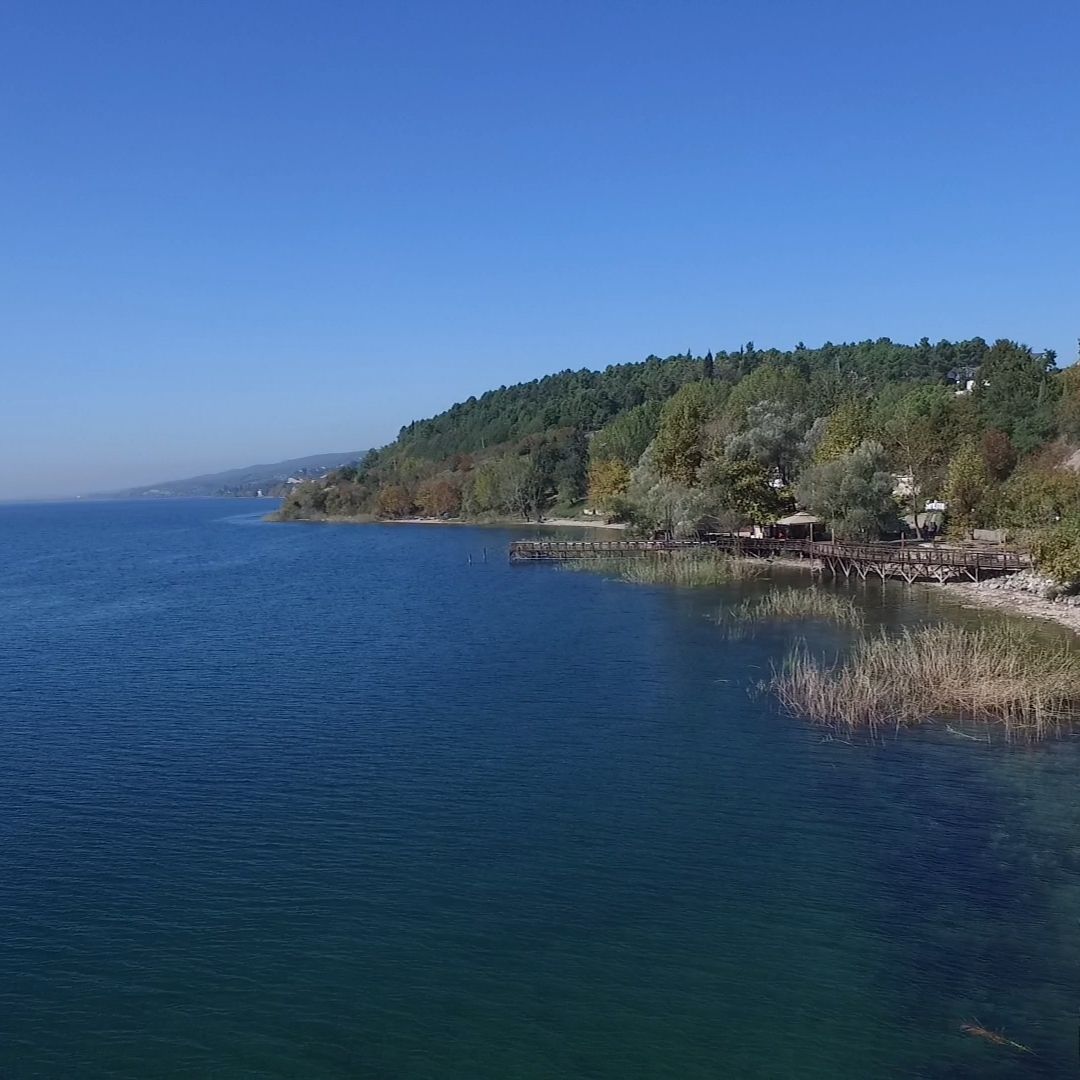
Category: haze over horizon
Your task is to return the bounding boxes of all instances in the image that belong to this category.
[3,1,1077,499]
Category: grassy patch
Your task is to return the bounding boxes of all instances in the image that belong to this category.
[726,587,864,627]
[563,551,765,587]
[770,623,1080,742]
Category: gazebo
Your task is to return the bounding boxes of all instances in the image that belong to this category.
[775,511,824,541]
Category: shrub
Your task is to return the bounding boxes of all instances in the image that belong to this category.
[1032,521,1080,586]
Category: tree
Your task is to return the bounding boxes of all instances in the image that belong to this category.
[621,442,712,537]
[724,400,809,486]
[589,401,662,467]
[1033,521,1080,586]
[882,385,955,536]
[1057,360,1080,441]
[796,441,899,540]
[980,429,1017,483]
[944,442,991,536]
[653,382,715,485]
[723,362,809,428]
[975,339,1058,453]
[500,457,546,521]
[416,477,462,517]
[702,351,715,381]
[998,461,1080,528]
[701,455,789,523]
[813,398,872,462]
[587,459,631,510]
[464,462,502,515]
[376,484,414,518]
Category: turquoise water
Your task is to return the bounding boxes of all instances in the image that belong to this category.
[1,500,1076,1078]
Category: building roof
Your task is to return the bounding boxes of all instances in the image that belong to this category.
[776,511,823,526]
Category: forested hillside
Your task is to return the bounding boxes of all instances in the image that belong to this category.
[277,337,1080,563]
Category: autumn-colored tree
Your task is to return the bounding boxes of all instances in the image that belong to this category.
[587,459,631,509]
[376,484,414,518]
[980,429,1017,482]
[416,477,462,517]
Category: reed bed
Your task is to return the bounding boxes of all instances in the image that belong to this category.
[770,623,1080,742]
[726,587,864,627]
[563,551,765,587]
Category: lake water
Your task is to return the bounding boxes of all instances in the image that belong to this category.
[1,499,1077,1078]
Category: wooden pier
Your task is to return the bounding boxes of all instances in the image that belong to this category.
[508,537,1032,584]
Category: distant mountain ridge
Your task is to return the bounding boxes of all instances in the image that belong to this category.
[104,452,366,498]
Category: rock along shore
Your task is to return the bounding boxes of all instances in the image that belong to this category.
[942,569,1080,636]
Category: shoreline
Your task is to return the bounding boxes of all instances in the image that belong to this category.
[268,513,628,531]
[940,580,1080,637]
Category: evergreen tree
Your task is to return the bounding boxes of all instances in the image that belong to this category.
[975,340,1059,453]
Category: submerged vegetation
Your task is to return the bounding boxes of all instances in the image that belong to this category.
[725,587,864,627]
[770,623,1080,742]
[564,551,764,587]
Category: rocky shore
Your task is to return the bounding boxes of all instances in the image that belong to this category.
[943,570,1080,635]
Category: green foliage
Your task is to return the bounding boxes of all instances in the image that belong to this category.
[975,339,1058,454]
[1032,521,1080,585]
[588,401,662,466]
[652,382,715,485]
[882,384,957,533]
[723,363,809,427]
[813,397,872,462]
[796,441,899,540]
[625,443,713,538]
[943,441,991,535]
[998,459,1080,528]
[1058,362,1080,441]
[280,335,1071,537]
[700,455,790,523]
[724,400,809,485]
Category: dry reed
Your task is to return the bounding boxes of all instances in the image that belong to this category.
[563,551,765,587]
[726,587,864,627]
[770,623,1080,741]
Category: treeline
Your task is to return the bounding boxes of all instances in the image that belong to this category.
[277,336,1080,577]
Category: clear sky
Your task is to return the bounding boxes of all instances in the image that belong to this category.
[2,1,1077,498]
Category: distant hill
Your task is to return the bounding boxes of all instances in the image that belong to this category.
[105,451,366,498]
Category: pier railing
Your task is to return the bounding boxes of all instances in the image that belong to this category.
[508,536,1032,582]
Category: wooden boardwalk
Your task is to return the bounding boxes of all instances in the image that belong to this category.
[508,537,1032,584]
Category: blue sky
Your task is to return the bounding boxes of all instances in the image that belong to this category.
[2,1,1077,497]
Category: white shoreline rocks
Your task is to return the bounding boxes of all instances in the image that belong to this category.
[943,570,1080,636]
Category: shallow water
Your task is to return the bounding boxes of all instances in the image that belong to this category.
[0,500,1076,1078]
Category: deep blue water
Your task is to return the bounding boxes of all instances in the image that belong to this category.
[1,499,1078,1078]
